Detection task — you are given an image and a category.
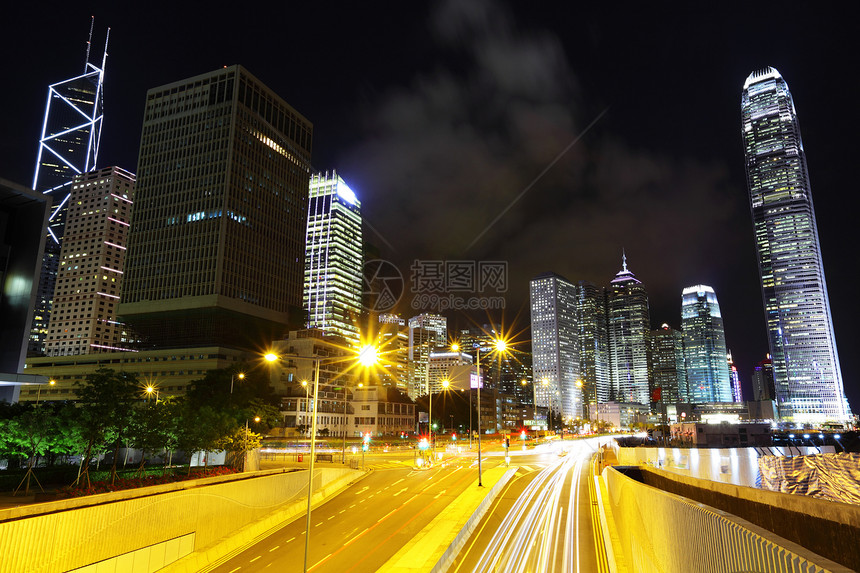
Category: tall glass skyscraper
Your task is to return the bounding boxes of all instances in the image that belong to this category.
[650,324,687,405]
[607,255,650,405]
[742,67,850,423]
[530,272,581,418]
[30,22,109,355]
[305,171,363,348]
[681,285,731,403]
[575,281,611,407]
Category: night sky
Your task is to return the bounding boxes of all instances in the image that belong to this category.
[3,2,858,409]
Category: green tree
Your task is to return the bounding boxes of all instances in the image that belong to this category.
[74,369,140,487]
[174,403,233,475]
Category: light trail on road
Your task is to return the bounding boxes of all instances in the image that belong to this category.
[466,439,598,573]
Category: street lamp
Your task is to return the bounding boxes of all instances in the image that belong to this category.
[474,337,508,487]
[36,379,55,404]
[441,379,450,434]
[230,372,245,394]
[264,343,378,573]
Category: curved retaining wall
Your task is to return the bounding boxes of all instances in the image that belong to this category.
[603,466,852,573]
[0,467,358,573]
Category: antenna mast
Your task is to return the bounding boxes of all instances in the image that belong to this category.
[85,16,94,72]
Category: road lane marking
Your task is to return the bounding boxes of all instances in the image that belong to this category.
[377,508,398,523]
[309,553,332,571]
[228,568,241,573]
[328,515,335,520]
[286,537,295,543]
[250,556,261,563]
[433,489,447,499]
[345,527,369,546]
[315,522,323,527]
[393,487,408,496]
[269,545,280,552]
[339,510,346,514]
[392,478,405,485]
[354,486,369,495]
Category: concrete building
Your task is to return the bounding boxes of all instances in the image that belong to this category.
[119,65,312,350]
[44,167,136,356]
[1,178,52,401]
[649,324,687,407]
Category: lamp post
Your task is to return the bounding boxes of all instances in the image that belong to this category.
[230,372,245,394]
[264,344,377,573]
[301,380,309,436]
[475,337,508,487]
[36,379,55,404]
[243,415,261,471]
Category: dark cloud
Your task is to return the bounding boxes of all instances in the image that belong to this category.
[344,0,744,311]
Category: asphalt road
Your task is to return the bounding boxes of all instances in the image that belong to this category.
[212,450,504,573]
[449,438,604,573]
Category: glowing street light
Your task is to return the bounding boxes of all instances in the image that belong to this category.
[145,385,159,403]
[35,379,55,404]
[230,372,245,394]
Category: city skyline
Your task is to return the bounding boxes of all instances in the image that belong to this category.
[2,2,858,408]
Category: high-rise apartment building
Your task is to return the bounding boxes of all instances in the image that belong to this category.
[304,171,363,348]
[575,281,611,408]
[44,167,135,356]
[681,285,732,403]
[30,23,109,355]
[530,272,580,418]
[119,65,312,349]
[742,67,850,422]
[607,255,650,405]
[650,324,687,405]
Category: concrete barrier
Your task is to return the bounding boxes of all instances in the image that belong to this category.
[0,467,360,573]
[602,466,852,573]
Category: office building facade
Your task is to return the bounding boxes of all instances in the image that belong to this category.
[650,324,687,405]
[119,65,312,349]
[529,272,580,418]
[742,67,850,422]
[681,285,732,403]
[607,255,650,405]
[305,171,363,348]
[576,281,611,408]
[44,167,136,356]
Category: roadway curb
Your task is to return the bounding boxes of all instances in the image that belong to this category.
[378,466,518,573]
[162,468,370,573]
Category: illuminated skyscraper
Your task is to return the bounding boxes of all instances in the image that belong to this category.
[607,255,650,405]
[681,285,731,403]
[727,351,742,403]
[44,167,135,356]
[305,171,363,348]
[650,324,687,405]
[529,272,581,418]
[30,21,109,354]
[742,67,850,423]
[407,313,447,399]
[120,65,312,348]
[576,281,611,408]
